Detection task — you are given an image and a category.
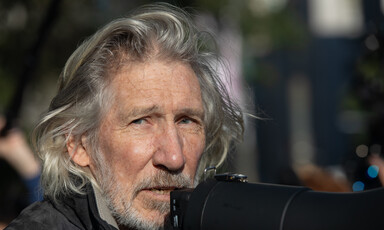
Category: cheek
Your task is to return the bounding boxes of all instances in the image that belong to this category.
[99,131,155,175]
[184,135,205,169]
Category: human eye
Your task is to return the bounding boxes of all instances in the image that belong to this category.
[131,118,146,125]
[179,118,192,124]
[178,116,201,126]
[177,116,204,133]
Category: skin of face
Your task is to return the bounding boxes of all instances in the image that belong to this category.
[88,59,205,227]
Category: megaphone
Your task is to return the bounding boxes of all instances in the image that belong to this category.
[170,173,384,230]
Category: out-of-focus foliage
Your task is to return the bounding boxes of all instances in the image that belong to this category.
[193,0,308,52]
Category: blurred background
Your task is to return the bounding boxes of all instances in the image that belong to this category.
[1,1,384,216]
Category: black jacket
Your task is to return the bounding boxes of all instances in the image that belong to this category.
[5,184,119,230]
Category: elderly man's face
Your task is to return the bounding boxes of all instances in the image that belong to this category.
[92,60,205,229]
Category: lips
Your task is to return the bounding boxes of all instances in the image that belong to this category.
[132,172,194,201]
[145,186,178,194]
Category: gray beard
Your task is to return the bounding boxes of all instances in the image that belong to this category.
[92,149,194,230]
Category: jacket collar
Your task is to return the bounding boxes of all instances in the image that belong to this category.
[92,183,119,229]
[50,182,119,230]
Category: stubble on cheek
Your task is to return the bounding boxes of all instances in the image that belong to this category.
[99,167,194,228]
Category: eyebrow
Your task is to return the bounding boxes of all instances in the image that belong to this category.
[121,105,204,120]
[125,105,160,118]
[177,108,204,120]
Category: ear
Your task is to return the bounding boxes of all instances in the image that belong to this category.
[67,135,90,167]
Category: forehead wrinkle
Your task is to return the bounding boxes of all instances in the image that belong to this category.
[140,63,196,109]
[112,59,203,117]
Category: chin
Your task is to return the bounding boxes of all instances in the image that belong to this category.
[113,201,170,230]
[135,203,170,226]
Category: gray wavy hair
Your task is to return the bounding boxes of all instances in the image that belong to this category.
[32,3,244,200]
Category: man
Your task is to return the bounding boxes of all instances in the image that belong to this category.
[6,3,243,230]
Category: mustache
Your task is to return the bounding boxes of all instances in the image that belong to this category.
[132,171,193,199]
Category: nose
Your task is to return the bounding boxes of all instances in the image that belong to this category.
[152,123,185,172]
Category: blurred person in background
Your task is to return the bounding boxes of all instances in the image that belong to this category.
[5,3,243,230]
[0,116,41,229]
